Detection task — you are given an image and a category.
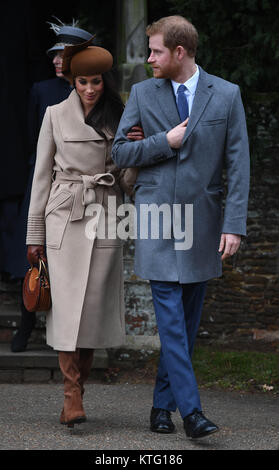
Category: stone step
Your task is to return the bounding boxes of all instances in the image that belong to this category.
[0,342,109,369]
[0,343,109,383]
[0,304,47,344]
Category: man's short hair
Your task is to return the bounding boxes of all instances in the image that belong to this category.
[146,15,198,58]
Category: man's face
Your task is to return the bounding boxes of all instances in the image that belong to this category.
[52,51,64,78]
[147,33,176,79]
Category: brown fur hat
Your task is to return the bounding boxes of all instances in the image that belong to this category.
[62,36,113,81]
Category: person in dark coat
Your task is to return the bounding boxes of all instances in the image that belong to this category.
[10,19,94,352]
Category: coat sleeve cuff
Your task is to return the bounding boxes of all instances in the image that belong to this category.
[222,218,247,237]
[26,215,45,245]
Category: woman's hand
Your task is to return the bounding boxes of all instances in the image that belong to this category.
[27,245,47,265]
[126,125,145,141]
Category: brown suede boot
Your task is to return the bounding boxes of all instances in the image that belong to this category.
[60,349,94,425]
[58,350,86,427]
[79,348,94,396]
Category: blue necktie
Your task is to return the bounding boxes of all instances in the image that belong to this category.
[177,84,189,121]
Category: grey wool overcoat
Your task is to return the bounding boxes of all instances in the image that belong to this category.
[27,89,128,351]
[112,66,250,283]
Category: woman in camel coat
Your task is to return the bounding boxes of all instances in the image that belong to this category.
[26,39,138,427]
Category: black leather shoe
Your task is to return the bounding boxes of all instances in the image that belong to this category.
[150,407,175,433]
[183,410,219,439]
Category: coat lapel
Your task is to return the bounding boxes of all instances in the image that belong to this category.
[59,89,103,141]
[182,67,213,144]
[154,79,181,128]
[154,68,213,139]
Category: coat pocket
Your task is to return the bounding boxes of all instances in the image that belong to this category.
[134,171,160,191]
[45,191,73,249]
[200,118,226,126]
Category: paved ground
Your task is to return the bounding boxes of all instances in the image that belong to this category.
[0,383,278,451]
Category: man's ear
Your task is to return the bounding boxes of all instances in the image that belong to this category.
[176,45,187,61]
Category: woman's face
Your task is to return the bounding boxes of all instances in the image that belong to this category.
[52,51,64,78]
[75,75,104,113]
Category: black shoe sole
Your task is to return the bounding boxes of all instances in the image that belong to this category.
[150,426,176,434]
[186,427,219,439]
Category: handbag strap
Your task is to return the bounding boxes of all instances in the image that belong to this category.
[33,258,49,280]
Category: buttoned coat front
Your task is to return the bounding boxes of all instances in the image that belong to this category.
[27,89,126,351]
[112,67,250,283]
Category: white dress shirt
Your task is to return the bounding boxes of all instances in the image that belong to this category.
[171,65,200,116]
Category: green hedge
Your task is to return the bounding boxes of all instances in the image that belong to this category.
[165,0,279,94]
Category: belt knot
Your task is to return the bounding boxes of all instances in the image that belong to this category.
[54,171,115,221]
[81,173,115,206]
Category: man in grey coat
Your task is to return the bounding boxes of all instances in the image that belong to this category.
[112,16,250,439]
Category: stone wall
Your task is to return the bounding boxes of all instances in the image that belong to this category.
[202,93,279,343]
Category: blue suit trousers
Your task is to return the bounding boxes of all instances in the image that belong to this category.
[150,280,207,419]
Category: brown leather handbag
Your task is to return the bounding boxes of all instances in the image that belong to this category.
[23,259,51,312]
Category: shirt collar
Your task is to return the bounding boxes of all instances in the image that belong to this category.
[171,64,200,96]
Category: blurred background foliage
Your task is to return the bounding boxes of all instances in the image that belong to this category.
[164,0,279,94]
[148,0,279,161]
[65,0,279,93]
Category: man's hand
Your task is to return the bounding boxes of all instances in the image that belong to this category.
[166,118,189,149]
[126,125,145,141]
[218,234,241,260]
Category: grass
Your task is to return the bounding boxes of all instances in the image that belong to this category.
[192,346,279,394]
[108,346,279,395]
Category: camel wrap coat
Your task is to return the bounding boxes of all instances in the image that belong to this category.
[26,89,130,351]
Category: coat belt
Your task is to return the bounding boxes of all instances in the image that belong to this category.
[54,171,115,221]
